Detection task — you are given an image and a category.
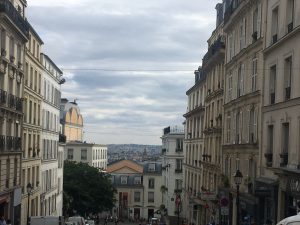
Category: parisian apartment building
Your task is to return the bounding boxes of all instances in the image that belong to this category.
[181,0,300,225]
[0,0,64,223]
[161,126,184,225]
[107,160,163,221]
[0,0,29,224]
[20,25,44,225]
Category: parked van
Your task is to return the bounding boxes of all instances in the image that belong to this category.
[30,216,64,225]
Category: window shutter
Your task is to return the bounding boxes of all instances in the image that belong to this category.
[257,2,262,38]
[241,64,245,95]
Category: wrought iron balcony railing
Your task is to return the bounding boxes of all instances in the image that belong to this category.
[0,0,29,37]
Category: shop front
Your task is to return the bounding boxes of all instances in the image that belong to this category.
[255,177,278,225]
[239,193,258,225]
[284,174,300,218]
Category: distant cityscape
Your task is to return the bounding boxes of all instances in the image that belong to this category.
[107,144,162,163]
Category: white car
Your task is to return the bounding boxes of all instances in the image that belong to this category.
[276,213,300,225]
[68,216,85,225]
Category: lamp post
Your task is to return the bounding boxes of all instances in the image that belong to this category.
[233,170,243,225]
[27,183,32,225]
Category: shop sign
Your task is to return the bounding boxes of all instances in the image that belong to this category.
[200,192,217,201]
[221,207,229,215]
[287,177,300,197]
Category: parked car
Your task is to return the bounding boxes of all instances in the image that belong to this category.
[276,213,300,225]
[85,219,95,225]
[30,216,64,225]
[68,216,85,225]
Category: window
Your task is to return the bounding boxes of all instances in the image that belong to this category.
[228,73,232,101]
[271,7,279,43]
[81,149,87,160]
[134,192,141,202]
[287,0,294,32]
[240,18,246,50]
[148,192,154,203]
[176,159,182,171]
[176,139,183,151]
[237,64,244,97]
[252,57,258,92]
[9,36,14,57]
[270,66,276,104]
[249,108,257,143]
[148,178,155,189]
[67,149,73,160]
[121,176,128,184]
[134,176,141,185]
[284,57,292,100]
[282,123,289,154]
[0,29,6,51]
[175,179,182,191]
[235,112,240,144]
[228,34,233,61]
[226,114,231,143]
[148,163,155,172]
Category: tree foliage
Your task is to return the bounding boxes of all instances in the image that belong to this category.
[63,161,116,216]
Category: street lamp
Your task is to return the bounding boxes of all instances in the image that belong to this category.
[27,183,33,225]
[234,170,243,225]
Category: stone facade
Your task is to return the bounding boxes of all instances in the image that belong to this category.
[20,25,43,225]
[60,98,83,142]
[0,0,29,223]
[161,126,184,224]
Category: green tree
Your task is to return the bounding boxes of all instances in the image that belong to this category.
[63,161,116,216]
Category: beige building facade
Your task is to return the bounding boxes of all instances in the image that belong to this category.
[222,0,266,224]
[60,98,83,142]
[20,26,43,225]
[183,67,206,225]
[259,0,300,223]
[65,141,107,170]
[0,0,29,223]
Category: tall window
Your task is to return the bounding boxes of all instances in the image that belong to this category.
[81,149,87,160]
[252,57,258,92]
[148,178,155,189]
[134,192,141,202]
[236,112,240,144]
[148,163,155,172]
[228,73,233,101]
[176,159,182,171]
[121,176,128,184]
[249,108,257,143]
[228,34,233,61]
[148,192,154,203]
[67,149,73,160]
[287,0,294,32]
[0,29,6,51]
[284,57,292,100]
[270,66,276,104]
[176,139,183,151]
[237,64,244,97]
[282,123,289,154]
[226,114,231,143]
[9,37,14,57]
[175,179,182,191]
[271,7,279,43]
[240,18,246,50]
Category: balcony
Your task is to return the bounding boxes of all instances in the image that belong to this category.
[202,37,225,67]
[175,148,183,153]
[280,152,288,167]
[285,87,291,100]
[0,89,7,104]
[264,153,273,167]
[8,94,15,108]
[0,0,30,37]
[175,168,182,173]
[15,97,22,112]
[0,135,21,152]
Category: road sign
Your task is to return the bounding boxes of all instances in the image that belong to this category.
[220,197,229,207]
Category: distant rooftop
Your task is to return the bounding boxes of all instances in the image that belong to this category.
[163,126,184,135]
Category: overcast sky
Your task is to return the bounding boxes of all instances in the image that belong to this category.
[27,0,220,145]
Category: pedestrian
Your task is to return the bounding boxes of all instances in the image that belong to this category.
[0,216,6,225]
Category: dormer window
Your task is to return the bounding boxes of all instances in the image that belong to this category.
[148,163,155,172]
[134,176,141,185]
[121,176,127,184]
